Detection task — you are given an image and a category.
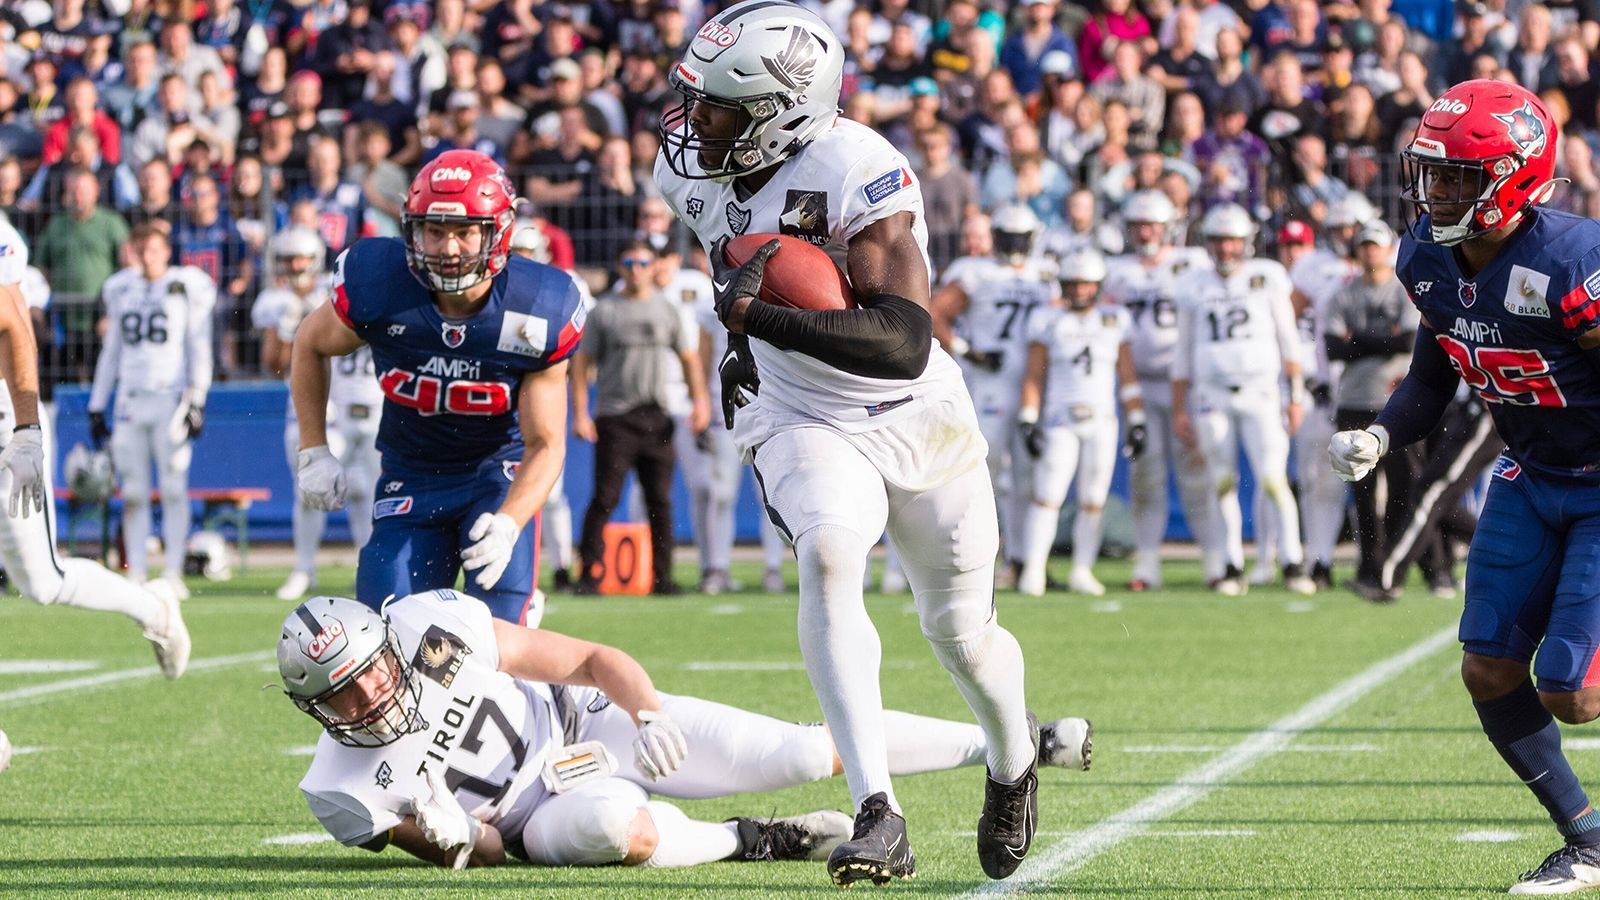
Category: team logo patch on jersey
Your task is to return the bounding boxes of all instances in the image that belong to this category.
[1584,269,1600,302]
[1505,265,1551,318]
[411,625,471,688]
[1493,102,1548,157]
[1458,279,1478,308]
[502,460,520,482]
[384,481,403,493]
[1492,455,1522,481]
[387,324,406,337]
[374,761,393,789]
[441,322,467,348]
[498,311,548,358]
[779,190,830,245]
[862,168,914,206]
[373,496,413,519]
[725,203,751,236]
[1413,280,1434,295]
[685,198,704,218]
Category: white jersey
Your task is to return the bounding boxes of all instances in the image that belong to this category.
[1029,304,1128,416]
[89,265,215,410]
[1174,258,1299,388]
[1102,248,1207,383]
[252,281,382,417]
[656,116,984,488]
[1288,250,1357,388]
[944,257,1058,370]
[1037,223,1124,261]
[0,219,26,286]
[660,268,713,416]
[299,590,564,848]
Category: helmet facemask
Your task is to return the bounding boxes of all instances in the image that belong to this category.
[402,212,511,294]
[992,228,1034,265]
[1399,148,1551,246]
[291,628,424,748]
[1064,280,1100,311]
[660,83,788,182]
[1127,220,1168,258]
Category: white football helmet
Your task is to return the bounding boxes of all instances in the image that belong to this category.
[1058,248,1107,284]
[278,597,425,748]
[510,219,552,264]
[1122,190,1177,258]
[1325,193,1376,229]
[1201,203,1256,274]
[183,530,233,581]
[63,442,115,504]
[991,204,1040,263]
[271,227,326,292]
[660,0,845,181]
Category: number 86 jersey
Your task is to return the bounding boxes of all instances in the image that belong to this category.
[1398,209,1600,477]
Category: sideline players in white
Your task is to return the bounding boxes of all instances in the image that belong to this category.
[932,205,1059,580]
[0,213,188,678]
[1172,204,1316,596]
[655,0,1042,883]
[279,591,1090,869]
[254,228,385,601]
[87,224,214,598]
[1016,249,1143,597]
[1102,190,1217,590]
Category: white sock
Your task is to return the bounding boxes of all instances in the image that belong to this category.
[1071,508,1104,571]
[123,500,150,581]
[293,502,326,575]
[796,524,897,811]
[161,491,189,576]
[929,623,1034,783]
[348,492,373,549]
[882,710,986,774]
[543,494,574,571]
[707,494,735,572]
[56,559,165,631]
[1018,503,1060,591]
[640,801,741,867]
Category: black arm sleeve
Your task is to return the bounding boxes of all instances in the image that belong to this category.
[740,293,934,380]
[1325,331,1416,361]
[1371,324,1463,449]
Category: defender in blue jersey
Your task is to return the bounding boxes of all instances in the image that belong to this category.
[288,150,584,625]
[1330,81,1600,894]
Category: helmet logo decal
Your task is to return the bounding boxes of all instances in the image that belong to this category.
[1493,102,1547,158]
[1429,97,1469,115]
[697,20,736,47]
[307,619,347,661]
[762,26,818,91]
[429,166,473,185]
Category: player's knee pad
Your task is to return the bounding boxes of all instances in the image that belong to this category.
[795,524,871,587]
[1261,476,1292,501]
[1214,472,1237,497]
[926,618,1013,674]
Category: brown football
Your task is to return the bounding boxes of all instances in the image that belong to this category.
[722,233,856,311]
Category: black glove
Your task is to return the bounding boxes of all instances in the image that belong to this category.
[710,237,780,327]
[184,405,205,440]
[719,333,760,429]
[964,350,1004,373]
[1122,422,1148,460]
[88,411,109,448]
[1018,420,1044,459]
[1309,382,1332,407]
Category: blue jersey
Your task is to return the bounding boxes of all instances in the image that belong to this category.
[331,237,585,474]
[1397,208,1600,477]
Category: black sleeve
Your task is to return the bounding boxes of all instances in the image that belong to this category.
[356,829,391,853]
[1325,330,1416,360]
[1371,324,1463,449]
[740,293,934,381]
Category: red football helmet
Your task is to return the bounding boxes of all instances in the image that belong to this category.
[401,150,517,293]
[1401,80,1558,245]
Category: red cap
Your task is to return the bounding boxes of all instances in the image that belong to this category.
[1278,220,1315,245]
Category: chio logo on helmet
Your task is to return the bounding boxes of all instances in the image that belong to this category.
[429,166,473,184]
[307,619,347,660]
[696,20,736,47]
[1429,97,1469,115]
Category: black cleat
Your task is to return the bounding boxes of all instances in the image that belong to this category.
[976,712,1041,880]
[827,792,916,887]
[552,567,573,593]
[1310,561,1334,590]
[729,810,852,862]
[1510,843,1600,894]
[1038,717,1092,771]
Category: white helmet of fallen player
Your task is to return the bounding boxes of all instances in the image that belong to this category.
[183,530,233,581]
[659,0,845,182]
[990,204,1040,264]
[271,227,326,292]
[1058,248,1107,311]
[63,442,115,504]
[278,597,425,748]
[1200,203,1256,276]
[1122,190,1176,258]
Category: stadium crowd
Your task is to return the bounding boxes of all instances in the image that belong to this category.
[0,0,1589,596]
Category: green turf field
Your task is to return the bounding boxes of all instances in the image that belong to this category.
[0,557,1575,897]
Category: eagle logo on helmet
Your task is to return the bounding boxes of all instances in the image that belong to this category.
[1493,102,1547,158]
[762,26,818,91]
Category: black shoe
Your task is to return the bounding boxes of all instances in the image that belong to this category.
[827,792,916,887]
[1347,577,1394,604]
[976,712,1041,880]
[552,568,573,592]
[651,580,684,596]
[1310,561,1334,590]
[1510,843,1600,893]
[573,578,601,596]
[728,810,852,862]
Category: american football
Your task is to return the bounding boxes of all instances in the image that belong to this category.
[722,234,856,311]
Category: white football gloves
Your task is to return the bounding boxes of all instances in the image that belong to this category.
[1,427,46,517]
[633,708,689,782]
[409,769,480,869]
[296,446,347,511]
[1329,424,1390,483]
[463,512,520,589]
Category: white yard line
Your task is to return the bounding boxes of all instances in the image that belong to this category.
[262,832,335,846]
[961,624,1458,897]
[0,660,100,674]
[0,650,274,707]
[682,660,918,672]
[1120,743,1381,753]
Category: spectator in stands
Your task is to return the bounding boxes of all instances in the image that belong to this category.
[619,48,673,136]
[1192,97,1271,213]
[129,74,208,169]
[1446,2,1504,87]
[571,239,710,596]
[346,121,407,237]
[885,77,946,156]
[21,56,63,132]
[872,0,933,55]
[1091,39,1166,146]
[652,2,693,70]
[423,91,505,167]
[0,157,24,226]
[1001,0,1076,99]
[1557,36,1600,131]
[246,103,308,186]
[515,57,610,164]
[290,137,367,254]
[1281,0,1328,70]
[575,136,640,268]
[1250,53,1323,177]
[194,0,245,72]
[1196,27,1265,116]
[959,70,1020,172]
[1083,98,1135,191]
[916,126,979,271]
[384,4,445,111]
[21,124,137,213]
[1374,50,1432,147]
[1161,90,1207,159]
[1354,17,1406,98]
[1508,4,1560,93]
[1040,186,1125,258]
[1249,0,1296,59]
[1148,7,1215,92]
[1557,133,1600,215]
[525,105,600,236]
[41,77,120,168]
[1079,0,1154,84]
[115,0,167,59]
[937,14,999,123]
[349,53,422,166]
[33,167,128,380]
[474,57,528,159]
[0,80,42,164]
[175,173,251,299]
[159,22,226,87]
[314,0,389,109]
[241,47,289,128]
[227,154,271,253]
[513,11,581,105]
[983,122,1071,222]
[198,72,240,164]
[872,22,933,124]
[1329,82,1384,193]
[929,0,985,79]
[426,0,475,54]
[1290,133,1351,223]
[126,158,179,229]
[286,70,338,144]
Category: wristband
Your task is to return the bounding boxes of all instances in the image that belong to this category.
[1126,408,1147,427]
[13,423,40,433]
[1017,407,1039,425]
[1118,383,1143,403]
[948,336,971,358]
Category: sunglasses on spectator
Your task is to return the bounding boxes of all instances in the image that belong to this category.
[621,257,654,268]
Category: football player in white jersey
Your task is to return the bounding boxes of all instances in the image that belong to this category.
[0,213,188,678]
[1102,190,1220,590]
[280,591,1092,870]
[1171,204,1316,596]
[255,228,385,602]
[88,224,214,598]
[655,0,1040,883]
[932,205,1060,579]
[1016,250,1142,597]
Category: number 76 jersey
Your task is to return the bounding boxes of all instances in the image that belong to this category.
[1398,208,1600,477]
[1103,248,1207,383]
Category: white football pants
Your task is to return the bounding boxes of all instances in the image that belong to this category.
[1131,381,1222,584]
[1018,410,1119,593]
[1191,381,1305,572]
[110,389,191,580]
[968,370,1032,563]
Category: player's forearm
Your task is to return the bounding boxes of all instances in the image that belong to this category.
[0,289,40,426]
[1171,378,1191,413]
[1370,326,1459,449]
[290,340,334,450]
[497,435,563,527]
[187,323,215,402]
[578,644,665,723]
[679,349,709,409]
[388,816,507,868]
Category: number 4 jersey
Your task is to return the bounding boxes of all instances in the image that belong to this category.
[331,238,587,474]
[1398,208,1600,477]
